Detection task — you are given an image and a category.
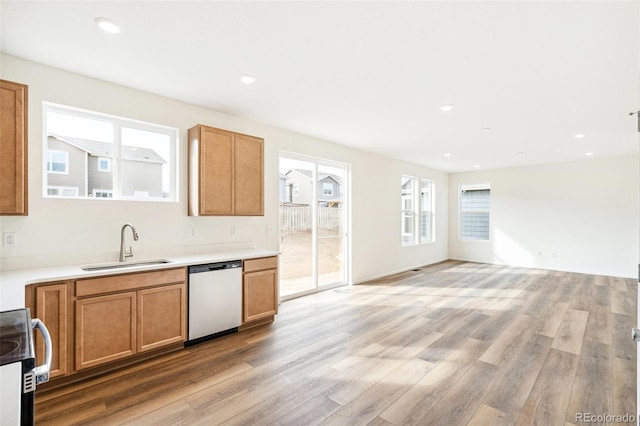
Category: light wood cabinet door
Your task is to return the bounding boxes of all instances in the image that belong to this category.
[35,283,69,378]
[75,292,136,370]
[137,283,186,352]
[0,79,28,215]
[234,133,263,216]
[199,126,234,215]
[243,268,278,322]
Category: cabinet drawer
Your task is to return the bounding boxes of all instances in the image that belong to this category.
[76,268,186,297]
[243,256,278,273]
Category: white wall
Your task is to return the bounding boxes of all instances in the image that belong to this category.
[0,55,448,283]
[449,156,639,278]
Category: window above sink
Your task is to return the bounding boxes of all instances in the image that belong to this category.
[43,102,178,202]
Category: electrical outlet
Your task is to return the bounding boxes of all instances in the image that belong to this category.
[185,227,196,238]
[3,232,17,247]
[231,226,237,236]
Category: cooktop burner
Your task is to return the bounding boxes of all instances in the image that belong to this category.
[0,309,34,365]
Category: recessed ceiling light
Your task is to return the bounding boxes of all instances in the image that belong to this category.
[516,151,524,155]
[444,153,451,157]
[474,164,481,168]
[440,104,454,112]
[574,133,586,139]
[95,17,121,34]
[483,127,491,131]
[585,152,594,156]
[240,75,256,85]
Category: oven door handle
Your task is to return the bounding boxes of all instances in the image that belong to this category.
[31,318,52,384]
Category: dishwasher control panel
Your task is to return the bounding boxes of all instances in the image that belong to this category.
[188,260,242,274]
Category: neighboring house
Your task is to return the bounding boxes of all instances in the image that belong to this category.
[279,173,288,203]
[46,134,166,198]
[282,169,342,206]
[318,174,341,206]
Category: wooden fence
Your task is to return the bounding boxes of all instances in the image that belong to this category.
[280,204,342,232]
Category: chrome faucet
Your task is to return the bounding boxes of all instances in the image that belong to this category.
[119,223,139,262]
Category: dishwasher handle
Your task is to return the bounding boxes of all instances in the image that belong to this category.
[189,260,242,274]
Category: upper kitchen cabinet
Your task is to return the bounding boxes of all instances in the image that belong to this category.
[0,79,28,215]
[188,124,263,216]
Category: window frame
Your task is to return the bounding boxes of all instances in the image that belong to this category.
[459,183,491,241]
[401,175,416,246]
[402,175,436,246]
[43,102,179,202]
[420,179,434,244]
[97,157,111,172]
[322,182,333,196]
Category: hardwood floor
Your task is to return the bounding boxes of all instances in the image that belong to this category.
[34,261,637,425]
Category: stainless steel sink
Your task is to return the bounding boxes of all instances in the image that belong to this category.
[81,259,172,271]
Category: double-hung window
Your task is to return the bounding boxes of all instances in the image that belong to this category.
[98,157,111,172]
[401,176,416,245]
[46,150,69,174]
[43,103,178,201]
[402,176,435,245]
[460,184,491,240]
[420,179,434,243]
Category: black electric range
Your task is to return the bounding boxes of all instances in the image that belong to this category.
[0,308,37,426]
[0,309,35,365]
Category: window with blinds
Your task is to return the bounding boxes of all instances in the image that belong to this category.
[460,184,490,240]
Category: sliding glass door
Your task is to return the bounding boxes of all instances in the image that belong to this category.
[279,153,349,299]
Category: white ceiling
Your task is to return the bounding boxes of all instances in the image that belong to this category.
[1,1,638,172]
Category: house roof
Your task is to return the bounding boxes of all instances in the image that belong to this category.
[48,134,166,164]
[286,169,312,180]
[286,169,342,184]
[319,174,341,185]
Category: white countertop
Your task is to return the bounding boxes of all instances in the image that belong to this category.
[0,249,279,311]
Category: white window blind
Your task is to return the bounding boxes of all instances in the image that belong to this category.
[460,184,490,240]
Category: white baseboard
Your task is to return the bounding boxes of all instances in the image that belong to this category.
[353,257,449,285]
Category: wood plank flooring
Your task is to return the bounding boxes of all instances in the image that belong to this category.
[34,261,637,425]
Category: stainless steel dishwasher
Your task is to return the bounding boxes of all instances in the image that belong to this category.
[186,260,243,346]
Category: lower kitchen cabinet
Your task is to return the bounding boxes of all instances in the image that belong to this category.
[75,268,187,370]
[22,258,277,385]
[24,267,188,382]
[137,283,186,352]
[75,292,137,370]
[243,256,278,323]
[32,282,71,378]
